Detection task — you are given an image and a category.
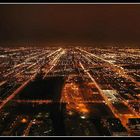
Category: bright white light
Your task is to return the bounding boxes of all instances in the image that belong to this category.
[80,115,86,119]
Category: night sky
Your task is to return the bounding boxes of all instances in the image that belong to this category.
[0,4,140,43]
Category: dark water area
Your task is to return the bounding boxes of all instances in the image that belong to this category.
[16,76,65,101]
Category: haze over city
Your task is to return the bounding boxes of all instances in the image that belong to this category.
[1,4,140,44]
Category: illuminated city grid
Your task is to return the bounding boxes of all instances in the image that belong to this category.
[0,45,140,136]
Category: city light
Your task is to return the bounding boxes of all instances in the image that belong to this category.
[0,45,140,136]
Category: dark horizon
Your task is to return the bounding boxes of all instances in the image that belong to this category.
[1,4,140,44]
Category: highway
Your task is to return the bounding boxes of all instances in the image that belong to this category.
[0,48,65,110]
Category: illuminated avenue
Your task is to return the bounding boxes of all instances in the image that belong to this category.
[0,45,140,136]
